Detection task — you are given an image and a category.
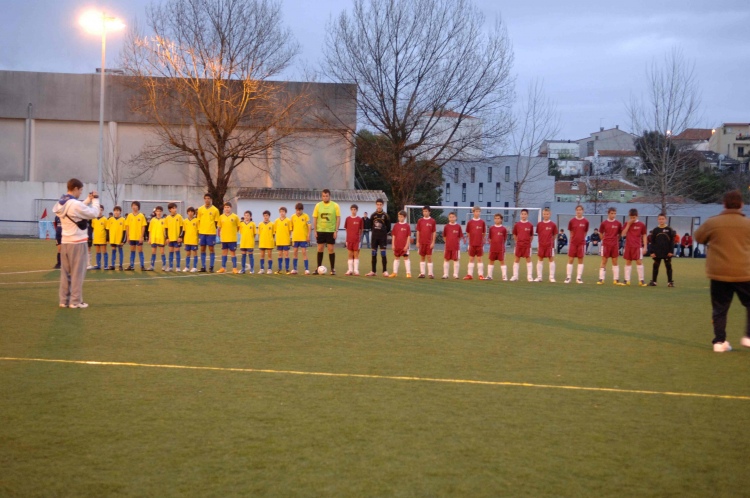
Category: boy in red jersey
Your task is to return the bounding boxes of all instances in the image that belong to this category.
[344,204,363,275]
[621,208,648,286]
[598,207,624,285]
[388,210,412,278]
[487,213,508,281]
[463,206,486,280]
[442,212,463,279]
[566,205,589,284]
[510,209,535,282]
[416,205,437,278]
[535,207,557,282]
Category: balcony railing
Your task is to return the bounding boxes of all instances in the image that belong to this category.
[736,134,750,141]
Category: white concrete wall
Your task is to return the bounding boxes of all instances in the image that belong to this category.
[0,118,25,181]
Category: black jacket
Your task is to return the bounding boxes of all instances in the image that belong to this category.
[650,226,675,258]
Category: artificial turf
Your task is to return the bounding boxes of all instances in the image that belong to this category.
[1,238,748,497]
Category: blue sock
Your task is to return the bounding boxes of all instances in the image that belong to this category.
[193,254,198,269]
[176,251,181,268]
[151,254,156,267]
[161,254,166,266]
[118,247,123,264]
[293,258,298,270]
[304,259,309,271]
[250,255,255,271]
[222,255,227,268]
[242,254,247,269]
[96,253,101,267]
[111,249,116,266]
[232,256,237,269]
[186,256,191,269]
[285,258,289,270]
[210,253,215,268]
[260,259,265,270]
[139,252,145,267]
[130,251,135,266]
[277,257,282,269]
[103,253,108,267]
[201,252,207,268]
[269,260,273,270]
[169,252,174,267]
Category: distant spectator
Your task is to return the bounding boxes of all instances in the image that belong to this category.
[53,215,62,269]
[681,233,693,258]
[361,211,371,248]
[673,232,681,257]
[694,190,750,352]
[556,229,567,254]
[589,229,601,254]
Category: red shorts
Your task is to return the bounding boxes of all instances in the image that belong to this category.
[537,245,553,259]
[601,243,618,259]
[444,249,460,261]
[394,248,409,258]
[489,250,505,262]
[569,243,585,259]
[624,246,642,261]
[515,243,531,258]
[419,244,433,256]
[346,241,360,251]
[468,245,484,257]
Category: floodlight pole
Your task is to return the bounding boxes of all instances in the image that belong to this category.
[97,14,107,195]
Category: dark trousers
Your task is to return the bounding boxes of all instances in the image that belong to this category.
[681,245,692,258]
[557,243,565,254]
[652,257,672,283]
[710,280,750,344]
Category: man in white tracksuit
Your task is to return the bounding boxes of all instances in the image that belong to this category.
[53,178,100,308]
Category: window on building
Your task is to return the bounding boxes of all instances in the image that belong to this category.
[739,146,745,157]
[487,167,492,182]
[470,201,474,207]
[487,202,492,207]
[453,167,459,183]
[445,183,450,202]
[495,182,501,202]
[557,196,561,202]
[478,183,483,202]
[470,167,476,183]
[505,166,510,182]
[620,191,625,199]
[632,191,637,198]
[462,183,467,202]
[454,202,458,207]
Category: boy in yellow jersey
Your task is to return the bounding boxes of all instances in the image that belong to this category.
[257,210,275,274]
[291,202,311,274]
[124,201,147,270]
[182,207,200,272]
[91,205,109,270]
[274,207,293,274]
[147,206,167,271]
[197,194,220,272]
[164,202,184,272]
[107,206,126,270]
[239,211,256,274]
[216,202,241,274]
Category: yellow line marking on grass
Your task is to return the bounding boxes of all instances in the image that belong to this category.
[2,357,749,401]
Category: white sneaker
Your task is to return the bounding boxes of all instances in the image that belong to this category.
[502,276,508,281]
[713,341,732,352]
[266,269,273,274]
[740,337,750,348]
[576,278,584,284]
[509,276,518,282]
[248,270,254,274]
[69,302,89,309]
[564,277,571,284]
[190,268,197,273]
[527,277,534,282]
[87,265,95,270]
[59,303,67,308]
[304,270,310,275]
[345,271,353,275]
[549,278,556,283]
[534,277,542,282]
[164,267,171,272]
[182,267,188,272]
[442,275,449,279]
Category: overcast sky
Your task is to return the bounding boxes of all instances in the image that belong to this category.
[1,0,748,141]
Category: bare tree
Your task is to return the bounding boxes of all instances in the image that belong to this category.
[628,48,702,214]
[322,0,515,210]
[509,79,559,212]
[103,126,125,208]
[120,0,310,206]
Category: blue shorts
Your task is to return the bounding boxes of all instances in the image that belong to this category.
[129,240,143,247]
[293,241,308,248]
[199,234,216,246]
[168,241,181,248]
[240,247,254,253]
[277,245,291,251]
[222,242,237,251]
[151,243,164,248]
[184,245,198,252]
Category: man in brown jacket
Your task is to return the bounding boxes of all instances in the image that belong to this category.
[694,190,750,352]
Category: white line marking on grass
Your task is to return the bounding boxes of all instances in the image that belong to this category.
[0,273,218,285]
[0,269,56,275]
[2,357,749,401]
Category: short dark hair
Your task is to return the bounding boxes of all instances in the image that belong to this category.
[322,189,331,195]
[608,207,616,213]
[187,207,196,213]
[724,190,743,209]
[449,212,457,217]
[114,205,122,212]
[67,178,83,191]
[658,212,667,217]
[398,210,407,217]
[167,202,177,210]
[521,208,528,214]
[224,202,232,208]
[295,203,304,210]
[422,205,431,211]
[155,206,163,212]
[350,204,358,210]
[244,211,251,216]
[376,198,384,204]
[131,201,141,209]
[494,213,503,219]
[204,194,212,199]
[279,206,287,213]
[263,210,271,216]
[629,208,638,216]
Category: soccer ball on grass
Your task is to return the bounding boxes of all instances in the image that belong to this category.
[317,265,328,275]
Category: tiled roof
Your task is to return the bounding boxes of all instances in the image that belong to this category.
[591,179,640,191]
[672,128,713,141]
[555,181,588,195]
[597,150,638,157]
[723,123,750,127]
[236,188,388,202]
[628,195,691,204]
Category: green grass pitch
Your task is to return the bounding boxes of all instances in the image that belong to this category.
[1,238,749,496]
